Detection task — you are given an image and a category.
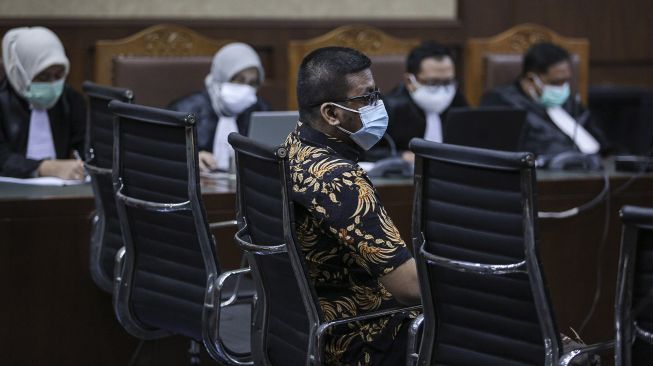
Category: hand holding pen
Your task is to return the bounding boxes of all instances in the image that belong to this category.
[72,150,88,181]
[36,155,85,180]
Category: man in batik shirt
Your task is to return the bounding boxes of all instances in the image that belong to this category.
[286,46,421,365]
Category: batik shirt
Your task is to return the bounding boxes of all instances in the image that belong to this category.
[285,122,414,365]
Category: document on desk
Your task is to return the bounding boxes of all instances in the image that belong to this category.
[0,176,88,186]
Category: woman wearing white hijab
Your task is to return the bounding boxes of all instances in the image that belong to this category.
[169,42,269,172]
[0,26,86,179]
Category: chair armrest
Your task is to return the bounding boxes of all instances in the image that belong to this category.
[559,340,614,366]
[112,246,170,340]
[208,267,254,366]
[635,322,653,343]
[314,305,422,364]
[113,246,126,283]
[209,220,238,230]
[407,313,424,366]
[216,267,252,308]
[318,305,421,332]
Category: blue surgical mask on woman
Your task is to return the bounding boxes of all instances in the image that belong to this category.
[24,78,65,109]
[533,75,570,108]
[328,100,389,151]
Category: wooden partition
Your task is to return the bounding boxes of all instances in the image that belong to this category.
[0,0,651,109]
[286,25,420,109]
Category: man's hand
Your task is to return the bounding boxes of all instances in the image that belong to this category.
[38,159,85,180]
[198,150,218,173]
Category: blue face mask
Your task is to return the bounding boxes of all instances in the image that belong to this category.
[24,79,65,110]
[329,100,388,150]
[534,76,570,108]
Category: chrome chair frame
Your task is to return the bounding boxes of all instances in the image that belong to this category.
[615,205,653,366]
[408,138,613,366]
[229,133,419,366]
[109,101,252,365]
[82,81,134,293]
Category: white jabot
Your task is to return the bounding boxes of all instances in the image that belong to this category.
[546,106,600,154]
[423,112,443,143]
[213,116,238,171]
[26,109,56,160]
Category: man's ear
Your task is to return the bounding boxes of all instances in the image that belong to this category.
[404,73,416,93]
[320,103,341,126]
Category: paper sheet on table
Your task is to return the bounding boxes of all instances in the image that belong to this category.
[0,175,88,186]
[200,171,236,180]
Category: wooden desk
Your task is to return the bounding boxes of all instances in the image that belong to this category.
[1,169,652,365]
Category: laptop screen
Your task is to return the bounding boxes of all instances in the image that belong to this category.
[443,107,527,152]
[247,111,299,147]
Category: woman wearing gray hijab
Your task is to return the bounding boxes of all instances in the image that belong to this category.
[169,42,270,172]
[0,26,86,179]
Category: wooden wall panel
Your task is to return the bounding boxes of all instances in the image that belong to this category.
[462,0,653,90]
[0,0,651,110]
[0,18,464,109]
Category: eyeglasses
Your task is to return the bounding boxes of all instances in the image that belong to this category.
[336,89,382,107]
[311,89,382,108]
[410,74,457,88]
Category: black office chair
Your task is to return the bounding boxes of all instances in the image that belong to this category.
[82,81,134,293]
[228,133,307,365]
[615,205,653,365]
[408,138,612,366]
[109,100,252,365]
[228,132,419,365]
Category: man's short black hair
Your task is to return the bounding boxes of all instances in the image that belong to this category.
[522,42,571,76]
[406,41,453,75]
[297,46,371,123]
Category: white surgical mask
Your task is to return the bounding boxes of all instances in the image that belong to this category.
[205,78,257,117]
[408,75,457,114]
[329,100,389,151]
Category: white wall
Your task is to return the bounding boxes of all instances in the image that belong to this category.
[0,0,457,20]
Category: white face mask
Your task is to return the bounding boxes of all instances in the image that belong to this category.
[408,74,457,114]
[206,79,257,117]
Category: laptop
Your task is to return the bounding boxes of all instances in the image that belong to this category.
[443,107,527,151]
[247,111,299,146]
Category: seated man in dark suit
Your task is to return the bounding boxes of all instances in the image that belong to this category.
[384,41,468,159]
[169,42,269,172]
[481,42,608,163]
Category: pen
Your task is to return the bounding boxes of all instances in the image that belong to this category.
[72,150,88,181]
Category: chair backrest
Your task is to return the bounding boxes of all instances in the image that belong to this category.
[615,205,653,365]
[113,56,212,108]
[82,81,134,293]
[287,25,419,109]
[228,132,312,366]
[464,23,589,106]
[110,100,213,341]
[95,24,230,107]
[410,138,561,366]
